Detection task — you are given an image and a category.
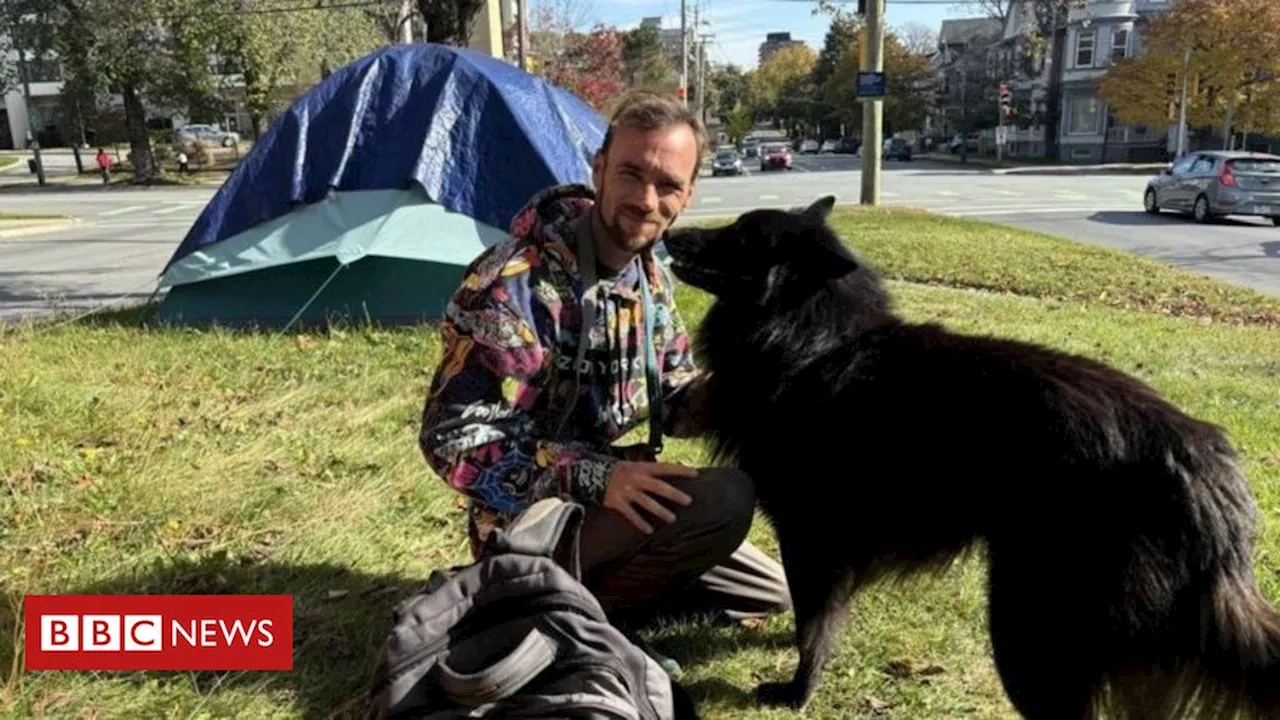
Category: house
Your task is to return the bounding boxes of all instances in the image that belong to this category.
[1057,0,1174,162]
[982,0,1055,158]
[929,18,1003,143]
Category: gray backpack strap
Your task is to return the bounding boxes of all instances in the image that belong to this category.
[483,497,584,580]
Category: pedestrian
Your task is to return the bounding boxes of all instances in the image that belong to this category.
[176,151,189,174]
[418,90,791,673]
[95,148,111,184]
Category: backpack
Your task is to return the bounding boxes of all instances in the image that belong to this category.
[365,497,700,719]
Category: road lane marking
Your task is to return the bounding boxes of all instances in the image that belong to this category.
[936,190,961,197]
[759,194,779,200]
[700,197,722,203]
[153,204,192,214]
[99,206,146,216]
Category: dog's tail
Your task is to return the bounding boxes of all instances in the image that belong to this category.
[1195,573,1280,718]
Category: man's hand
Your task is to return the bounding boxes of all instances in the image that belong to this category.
[603,461,698,534]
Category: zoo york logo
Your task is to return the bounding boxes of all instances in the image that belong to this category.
[24,595,293,671]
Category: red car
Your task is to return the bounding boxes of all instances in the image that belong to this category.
[760,143,793,171]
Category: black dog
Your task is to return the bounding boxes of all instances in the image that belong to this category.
[662,196,1280,719]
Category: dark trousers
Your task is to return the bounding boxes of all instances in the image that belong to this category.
[577,467,791,628]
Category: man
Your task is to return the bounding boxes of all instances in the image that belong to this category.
[418,91,790,652]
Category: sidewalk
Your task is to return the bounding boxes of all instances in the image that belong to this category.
[920,152,1165,176]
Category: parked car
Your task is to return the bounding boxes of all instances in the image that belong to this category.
[743,136,761,158]
[711,148,744,176]
[760,143,793,171]
[885,137,913,161]
[1144,150,1280,225]
[175,123,241,148]
[820,139,839,153]
[800,138,820,154]
[834,137,860,154]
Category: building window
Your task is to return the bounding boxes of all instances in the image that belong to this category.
[1075,30,1095,68]
[1068,94,1100,134]
[1111,28,1129,62]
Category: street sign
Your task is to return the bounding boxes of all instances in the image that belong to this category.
[856,71,886,100]
[996,126,1008,146]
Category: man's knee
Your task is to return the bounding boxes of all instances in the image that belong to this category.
[682,467,756,550]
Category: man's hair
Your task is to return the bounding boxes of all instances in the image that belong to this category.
[597,90,708,182]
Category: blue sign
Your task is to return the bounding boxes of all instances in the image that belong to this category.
[856,71,886,100]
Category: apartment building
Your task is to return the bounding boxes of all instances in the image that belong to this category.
[1057,0,1174,162]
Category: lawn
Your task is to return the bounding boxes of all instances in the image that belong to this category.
[2,207,1278,719]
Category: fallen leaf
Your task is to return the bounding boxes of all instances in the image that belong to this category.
[739,616,767,631]
[75,474,93,490]
[296,335,317,350]
[862,695,890,714]
[327,589,350,600]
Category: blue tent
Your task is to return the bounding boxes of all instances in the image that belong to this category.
[155,43,607,328]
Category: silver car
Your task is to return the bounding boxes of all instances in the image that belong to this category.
[1144,150,1280,225]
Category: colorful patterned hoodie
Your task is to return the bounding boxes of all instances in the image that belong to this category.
[418,183,699,555]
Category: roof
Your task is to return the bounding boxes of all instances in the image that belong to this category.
[938,17,1002,47]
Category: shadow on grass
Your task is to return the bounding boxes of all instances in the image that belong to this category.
[2,555,428,718]
[3,554,778,718]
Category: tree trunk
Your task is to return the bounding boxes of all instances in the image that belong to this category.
[1222,100,1236,150]
[121,84,159,183]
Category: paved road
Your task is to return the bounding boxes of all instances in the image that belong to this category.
[1,154,1277,322]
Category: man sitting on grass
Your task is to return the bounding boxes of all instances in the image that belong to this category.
[418,90,790,672]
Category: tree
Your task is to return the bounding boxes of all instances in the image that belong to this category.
[748,44,816,132]
[724,102,753,144]
[45,0,232,182]
[622,24,675,90]
[822,30,934,137]
[897,22,937,56]
[220,0,381,139]
[541,26,625,111]
[707,64,747,123]
[1097,0,1280,141]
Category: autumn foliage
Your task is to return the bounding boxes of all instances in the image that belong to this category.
[537,25,627,112]
[1098,0,1280,135]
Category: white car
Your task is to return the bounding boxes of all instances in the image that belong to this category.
[176,124,241,148]
[800,139,820,154]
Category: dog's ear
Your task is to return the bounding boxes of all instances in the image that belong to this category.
[802,195,836,221]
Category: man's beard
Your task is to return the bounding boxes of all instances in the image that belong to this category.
[596,180,665,256]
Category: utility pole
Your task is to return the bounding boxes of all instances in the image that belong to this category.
[680,0,688,106]
[698,33,712,123]
[1176,46,1190,157]
[860,0,884,205]
[516,0,528,70]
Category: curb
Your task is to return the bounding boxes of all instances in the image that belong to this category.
[0,217,82,239]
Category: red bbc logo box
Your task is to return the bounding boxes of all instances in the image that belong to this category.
[24,595,293,671]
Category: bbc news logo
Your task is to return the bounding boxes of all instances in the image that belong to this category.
[24,595,293,671]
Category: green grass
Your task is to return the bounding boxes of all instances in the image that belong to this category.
[2,207,1278,718]
[0,156,20,171]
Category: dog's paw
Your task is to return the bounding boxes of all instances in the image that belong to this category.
[754,681,806,708]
